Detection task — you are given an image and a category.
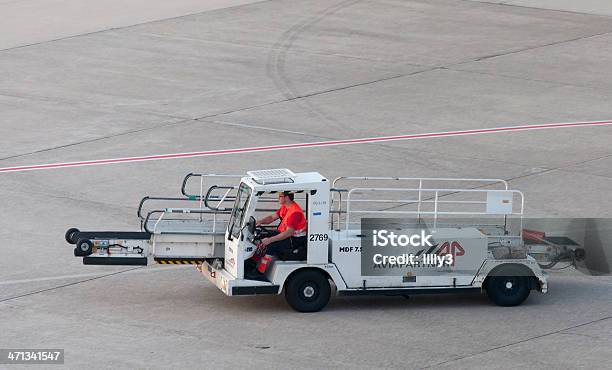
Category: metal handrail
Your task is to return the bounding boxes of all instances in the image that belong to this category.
[203,185,237,211]
[142,173,290,235]
[332,176,509,189]
[138,196,203,220]
[181,173,243,200]
[331,177,508,231]
[344,187,524,230]
[142,206,279,234]
[143,208,232,234]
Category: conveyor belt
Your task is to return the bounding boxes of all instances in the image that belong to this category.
[70,231,151,243]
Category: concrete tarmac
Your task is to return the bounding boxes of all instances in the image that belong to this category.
[1,0,611,368]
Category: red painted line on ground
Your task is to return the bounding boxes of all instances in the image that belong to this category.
[1,120,611,173]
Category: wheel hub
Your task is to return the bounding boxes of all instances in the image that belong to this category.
[303,285,315,298]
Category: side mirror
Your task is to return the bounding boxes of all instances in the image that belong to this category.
[248,216,256,235]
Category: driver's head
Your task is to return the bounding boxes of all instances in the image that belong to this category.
[277,191,294,206]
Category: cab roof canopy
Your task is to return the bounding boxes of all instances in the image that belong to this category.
[247,169,296,185]
[244,169,327,191]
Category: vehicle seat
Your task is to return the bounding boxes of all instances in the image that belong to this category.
[279,242,307,261]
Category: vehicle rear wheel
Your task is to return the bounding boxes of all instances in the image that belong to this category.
[74,239,93,257]
[285,270,331,312]
[486,275,530,306]
[65,228,80,244]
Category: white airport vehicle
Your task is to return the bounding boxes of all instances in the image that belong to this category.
[66,169,550,312]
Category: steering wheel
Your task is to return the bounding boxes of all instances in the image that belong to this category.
[247,216,275,241]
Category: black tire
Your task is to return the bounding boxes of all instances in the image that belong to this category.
[486,275,531,306]
[65,228,80,244]
[75,239,93,257]
[285,270,331,312]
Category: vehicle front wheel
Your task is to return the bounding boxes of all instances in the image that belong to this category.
[285,270,331,312]
[486,275,531,306]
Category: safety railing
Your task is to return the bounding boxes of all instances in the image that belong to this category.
[343,187,523,230]
[332,177,509,189]
[181,173,242,199]
[143,208,230,234]
[141,173,287,234]
[330,177,510,230]
[136,173,243,234]
[203,185,237,211]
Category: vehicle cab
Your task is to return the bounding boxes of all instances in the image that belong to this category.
[202,169,343,308]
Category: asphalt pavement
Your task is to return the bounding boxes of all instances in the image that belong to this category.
[1,0,611,368]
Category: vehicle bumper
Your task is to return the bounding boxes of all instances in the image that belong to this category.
[198,261,280,296]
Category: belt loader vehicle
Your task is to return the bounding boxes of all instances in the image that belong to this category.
[66,169,549,312]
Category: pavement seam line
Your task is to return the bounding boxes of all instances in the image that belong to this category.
[0,116,194,162]
[0,265,191,286]
[0,0,275,53]
[0,267,145,303]
[464,0,612,18]
[1,187,136,212]
[0,69,434,163]
[421,314,612,368]
[0,91,190,118]
[443,66,612,93]
[459,29,612,64]
[139,31,423,68]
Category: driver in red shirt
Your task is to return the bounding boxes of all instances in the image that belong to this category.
[256,191,307,256]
